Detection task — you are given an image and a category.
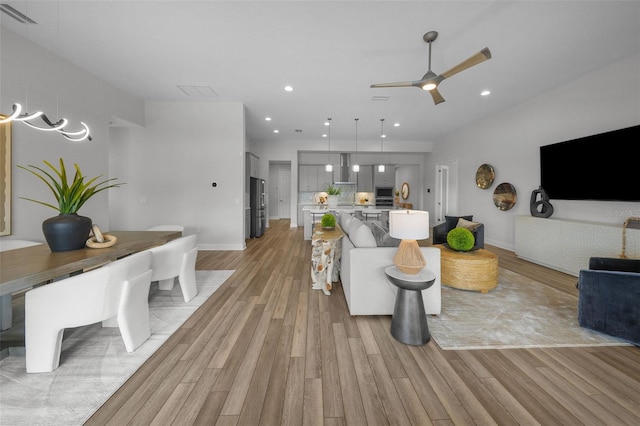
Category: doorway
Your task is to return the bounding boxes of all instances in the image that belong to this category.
[435,160,458,223]
[268,161,291,220]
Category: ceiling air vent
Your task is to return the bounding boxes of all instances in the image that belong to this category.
[371,96,389,101]
[176,85,218,97]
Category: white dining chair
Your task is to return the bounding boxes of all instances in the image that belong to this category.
[146,224,184,233]
[146,234,198,302]
[24,251,153,373]
[0,240,43,331]
[102,251,153,352]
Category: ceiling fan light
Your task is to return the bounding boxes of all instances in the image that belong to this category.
[422,82,437,91]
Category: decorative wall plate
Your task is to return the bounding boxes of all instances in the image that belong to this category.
[475,164,495,189]
[493,182,517,211]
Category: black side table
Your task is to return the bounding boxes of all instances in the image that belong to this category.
[384,266,436,345]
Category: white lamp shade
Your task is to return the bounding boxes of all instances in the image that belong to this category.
[389,210,429,240]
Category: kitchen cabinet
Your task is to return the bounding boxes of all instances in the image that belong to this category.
[357,165,373,192]
[299,165,333,191]
[299,165,318,191]
[247,153,260,178]
[374,166,395,188]
[317,168,333,191]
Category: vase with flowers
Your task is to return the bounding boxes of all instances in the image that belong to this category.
[18,158,124,251]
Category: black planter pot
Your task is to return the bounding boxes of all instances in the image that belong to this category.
[42,214,92,252]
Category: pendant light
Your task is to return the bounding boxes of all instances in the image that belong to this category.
[352,118,359,172]
[325,118,333,172]
[378,119,386,172]
[0,1,92,141]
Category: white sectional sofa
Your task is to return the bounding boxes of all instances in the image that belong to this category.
[337,213,441,316]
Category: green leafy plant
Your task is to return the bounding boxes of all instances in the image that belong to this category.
[18,158,124,214]
[321,213,336,229]
[447,227,475,251]
[326,184,342,196]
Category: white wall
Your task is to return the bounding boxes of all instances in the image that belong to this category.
[1,28,144,241]
[427,53,640,251]
[109,101,246,250]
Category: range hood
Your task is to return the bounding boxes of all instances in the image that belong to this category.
[335,153,356,184]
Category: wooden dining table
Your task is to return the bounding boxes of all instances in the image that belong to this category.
[0,230,182,297]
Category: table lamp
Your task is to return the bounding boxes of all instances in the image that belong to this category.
[389,210,430,275]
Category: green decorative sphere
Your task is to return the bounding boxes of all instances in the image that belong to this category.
[321,213,336,229]
[447,227,475,251]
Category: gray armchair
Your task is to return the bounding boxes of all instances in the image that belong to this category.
[433,215,484,249]
[578,257,640,345]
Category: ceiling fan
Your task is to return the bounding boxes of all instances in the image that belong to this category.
[370,31,492,105]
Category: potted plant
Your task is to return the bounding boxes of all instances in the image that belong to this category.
[321,213,336,230]
[325,184,342,208]
[18,158,123,251]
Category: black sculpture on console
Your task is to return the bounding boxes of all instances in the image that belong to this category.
[530,186,554,218]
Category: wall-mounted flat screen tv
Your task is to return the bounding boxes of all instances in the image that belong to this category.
[540,125,640,202]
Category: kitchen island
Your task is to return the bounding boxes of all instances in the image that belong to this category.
[301,205,395,240]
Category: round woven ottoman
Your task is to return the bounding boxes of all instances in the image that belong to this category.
[437,244,498,292]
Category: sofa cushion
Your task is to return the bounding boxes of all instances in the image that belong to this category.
[349,222,377,247]
[445,215,473,231]
[456,217,481,231]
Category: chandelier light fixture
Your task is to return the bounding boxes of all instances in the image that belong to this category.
[352,118,359,173]
[378,118,386,173]
[0,1,92,141]
[325,118,333,172]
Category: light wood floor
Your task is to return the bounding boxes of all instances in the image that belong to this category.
[87,220,640,425]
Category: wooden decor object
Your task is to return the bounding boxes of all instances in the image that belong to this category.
[393,239,427,275]
[621,217,640,259]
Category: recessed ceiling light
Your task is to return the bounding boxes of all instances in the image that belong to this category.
[322,134,327,138]
[284,85,293,92]
[382,134,386,138]
[394,123,400,127]
[265,117,272,121]
[273,130,279,133]
[481,90,491,96]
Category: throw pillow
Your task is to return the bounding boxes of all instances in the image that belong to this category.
[347,217,363,237]
[349,222,377,248]
[370,221,400,247]
[445,215,473,231]
[341,213,353,231]
[456,217,481,231]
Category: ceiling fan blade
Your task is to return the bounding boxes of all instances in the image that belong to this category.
[440,47,492,79]
[430,88,446,105]
[370,80,422,88]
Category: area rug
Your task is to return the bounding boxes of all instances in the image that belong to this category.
[429,268,631,350]
[0,270,234,426]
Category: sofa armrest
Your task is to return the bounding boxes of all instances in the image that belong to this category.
[578,269,640,345]
[588,257,640,273]
[473,224,485,249]
[432,222,449,245]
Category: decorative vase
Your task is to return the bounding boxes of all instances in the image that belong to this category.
[327,195,339,208]
[42,214,92,252]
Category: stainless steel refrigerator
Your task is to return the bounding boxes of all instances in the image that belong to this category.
[250,177,266,237]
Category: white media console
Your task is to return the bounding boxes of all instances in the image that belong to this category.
[515,216,640,277]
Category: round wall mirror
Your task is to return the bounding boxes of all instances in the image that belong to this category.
[475,164,495,189]
[401,182,410,200]
[493,182,517,211]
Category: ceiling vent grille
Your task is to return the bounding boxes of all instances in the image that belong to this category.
[176,85,218,97]
[371,96,389,101]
